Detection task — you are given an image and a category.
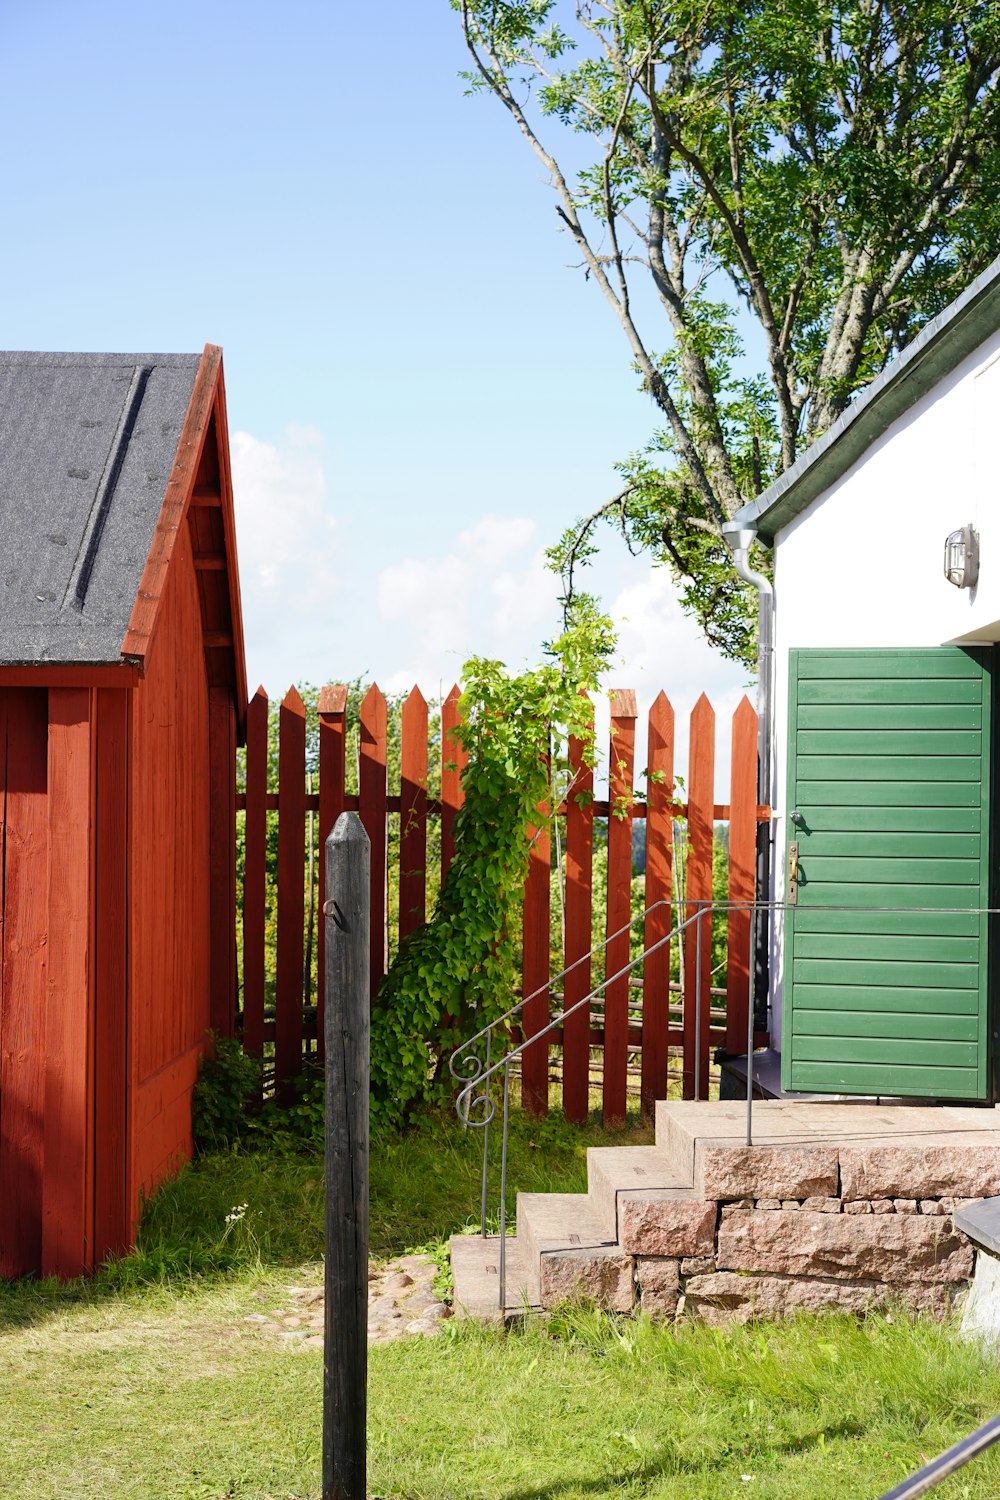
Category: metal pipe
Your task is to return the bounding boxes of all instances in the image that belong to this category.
[480,1029,492,1237]
[499,1061,510,1315]
[722,519,774,1044]
[877,1410,1000,1498]
[694,903,703,1101]
[746,903,757,1146]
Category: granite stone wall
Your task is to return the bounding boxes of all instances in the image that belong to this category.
[541,1147,988,1324]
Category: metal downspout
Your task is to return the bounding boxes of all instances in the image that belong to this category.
[722,521,774,1078]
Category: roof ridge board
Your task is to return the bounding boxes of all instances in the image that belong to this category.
[0,351,202,367]
[63,364,152,614]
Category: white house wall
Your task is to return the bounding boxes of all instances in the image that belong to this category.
[767,325,1000,1043]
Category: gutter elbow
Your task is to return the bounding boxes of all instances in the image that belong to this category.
[722,519,772,597]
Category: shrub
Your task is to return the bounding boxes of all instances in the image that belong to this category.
[191,1036,262,1153]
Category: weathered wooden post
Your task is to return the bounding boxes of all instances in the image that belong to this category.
[322,812,370,1500]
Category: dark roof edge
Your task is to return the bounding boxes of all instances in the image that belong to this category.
[0,351,201,367]
[732,253,1000,543]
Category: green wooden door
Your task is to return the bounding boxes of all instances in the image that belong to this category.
[782,647,992,1100]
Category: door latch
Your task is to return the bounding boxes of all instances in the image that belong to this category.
[787,840,799,906]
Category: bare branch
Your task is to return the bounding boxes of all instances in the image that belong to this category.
[557,487,637,621]
[647,86,799,469]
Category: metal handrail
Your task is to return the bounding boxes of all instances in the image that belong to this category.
[451,897,1000,1314]
[451,897,757,1311]
[449,897,675,1088]
[877,1412,1000,1497]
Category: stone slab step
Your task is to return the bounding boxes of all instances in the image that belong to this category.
[656,1098,1000,1203]
[450,1234,538,1324]
[655,1100,830,1198]
[517,1191,611,1262]
[516,1192,625,1310]
[955,1197,1000,1255]
[586,1145,695,1240]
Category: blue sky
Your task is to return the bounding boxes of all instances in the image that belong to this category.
[1,0,748,773]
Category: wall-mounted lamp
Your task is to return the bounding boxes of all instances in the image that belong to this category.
[944,524,979,589]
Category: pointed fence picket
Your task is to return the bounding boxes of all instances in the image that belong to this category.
[276,686,306,1102]
[234,683,769,1123]
[604,690,637,1128]
[521,797,551,1118]
[439,685,465,881]
[684,694,715,1101]
[317,685,348,1062]
[242,686,268,1073]
[399,687,428,943]
[641,691,673,1120]
[359,686,388,999]
[561,717,594,1125]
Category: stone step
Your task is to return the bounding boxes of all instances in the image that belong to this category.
[656,1097,1000,1203]
[449,1099,1000,1329]
[656,1099,843,1201]
[450,1233,538,1324]
[515,1192,632,1310]
[516,1191,611,1267]
[586,1145,695,1240]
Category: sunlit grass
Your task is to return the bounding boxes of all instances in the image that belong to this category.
[1,1104,998,1498]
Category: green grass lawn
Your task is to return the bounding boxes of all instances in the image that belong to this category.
[2,1105,999,1499]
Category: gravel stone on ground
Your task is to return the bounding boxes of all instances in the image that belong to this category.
[242,1253,451,1347]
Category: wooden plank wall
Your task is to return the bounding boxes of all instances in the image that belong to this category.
[127,524,213,1213]
[0,689,49,1277]
[236,686,767,1125]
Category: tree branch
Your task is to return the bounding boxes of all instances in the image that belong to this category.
[647,86,799,470]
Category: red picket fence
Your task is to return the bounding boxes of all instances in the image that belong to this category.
[236,683,769,1122]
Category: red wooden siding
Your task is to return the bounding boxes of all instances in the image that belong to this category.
[127,520,213,1213]
[93,688,130,1263]
[0,690,48,1277]
[0,359,244,1282]
[0,521,238,1279]
[42,688,96,1278]
[236,686,767,1127]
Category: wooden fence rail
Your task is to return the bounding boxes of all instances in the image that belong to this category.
[236,683,769,1124]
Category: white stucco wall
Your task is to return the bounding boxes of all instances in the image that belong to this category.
[767,326,1000,1042]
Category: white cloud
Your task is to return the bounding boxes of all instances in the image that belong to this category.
[231,425,339,690]
[596,566,752,798]
[227,451,753,799]
[377,515,560,691]
[458,514,536,567]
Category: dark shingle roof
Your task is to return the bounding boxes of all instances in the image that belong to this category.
[732,252,1000,543]
[0,351,201,664]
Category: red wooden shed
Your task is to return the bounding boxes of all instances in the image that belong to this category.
[0,345,246,1279]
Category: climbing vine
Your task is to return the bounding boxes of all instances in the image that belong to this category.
[370,599,616,1126]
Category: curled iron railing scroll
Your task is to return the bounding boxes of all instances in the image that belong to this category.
[450,899,726,1308]
[449,898,676,1147]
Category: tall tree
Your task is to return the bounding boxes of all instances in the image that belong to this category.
[454,0,1000,662]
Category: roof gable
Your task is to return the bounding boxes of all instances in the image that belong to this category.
[0,351,201,664]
